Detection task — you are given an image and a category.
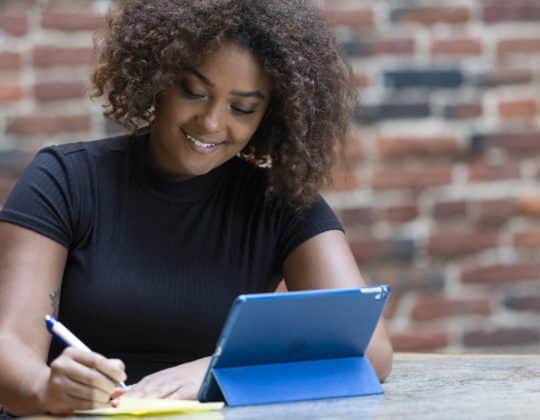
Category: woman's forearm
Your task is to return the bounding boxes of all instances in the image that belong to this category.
[0,334,49,416]
[365,320,393,382]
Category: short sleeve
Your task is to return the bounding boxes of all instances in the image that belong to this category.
[0,147,80,248]
[276,195,344,266]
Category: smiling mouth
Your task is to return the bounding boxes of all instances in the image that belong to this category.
[184,132,224,149]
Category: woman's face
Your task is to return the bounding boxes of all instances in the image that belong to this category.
[149,41,271,179]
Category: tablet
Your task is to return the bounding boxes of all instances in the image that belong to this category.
[197,285,390,403]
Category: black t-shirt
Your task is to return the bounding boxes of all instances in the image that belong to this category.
[0,133,342,383]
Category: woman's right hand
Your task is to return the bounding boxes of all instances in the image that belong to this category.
[35,347,127,414]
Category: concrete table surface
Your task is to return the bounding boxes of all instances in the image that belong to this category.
[220,352,540,420]
[20,352,540,419]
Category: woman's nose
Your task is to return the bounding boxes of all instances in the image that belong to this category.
[199,103,224,133]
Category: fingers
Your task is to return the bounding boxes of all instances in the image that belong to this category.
[44,347,127,414]
[66,347,127,386]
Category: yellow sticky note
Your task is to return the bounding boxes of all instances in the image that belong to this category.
[74,397,224,416]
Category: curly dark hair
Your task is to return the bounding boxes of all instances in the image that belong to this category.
[91,0,354,209]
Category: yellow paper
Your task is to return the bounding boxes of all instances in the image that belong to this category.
[74,397,224,416]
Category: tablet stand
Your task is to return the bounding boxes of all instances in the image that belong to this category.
[210,355,382,406]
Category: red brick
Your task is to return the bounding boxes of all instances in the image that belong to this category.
[340,207,374,227]
[461,263,540,285]
[33,46,96,68]
[0,51,22,71]
[433,200,467,220]
[484,69,533,86]
[498,38,540,57]
[444,102,483,119]
[34,81,87,101]
[349,238,390,263]
[383,204,418,224]
[372,166,452,190]
[431,37,483,56]
[41,12,105,31]
[350,72,369,89]
[342,133,364,163]
[391,330,449,352]
[323,8,374,27]
[485,132,540,153]
[378,136,459,159]
[513,231,540,248]
[499,99,538,119]
[412,294,492,321]
[374,38,415,55]
[0,177,16,205]
[324,167,359,192]
[383,295,399,319]
[0,84,23,103]
[0,14,28,36]
[6,114,91,136]
[463,327,540,347]
[518,196,540,216]
[483,1,540,23]
[392,7,471,25]
[475,198,517,226]
[467,159,520,182]
[427,230,499,258]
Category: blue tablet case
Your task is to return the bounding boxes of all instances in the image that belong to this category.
[197,286,390,406]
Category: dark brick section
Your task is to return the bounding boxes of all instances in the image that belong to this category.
[339,40,371,58]
[504,295,540,312]
[349,237,416,263]
[469,133,487,155]
[384,69,463,89]
[368,267,445,294]
[339,38,414,58]
[390,238,417,262]
[356,102,430,123]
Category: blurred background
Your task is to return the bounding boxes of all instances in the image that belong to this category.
[1,0,540,354]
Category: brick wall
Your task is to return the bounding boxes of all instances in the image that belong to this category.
[1,0,540,353]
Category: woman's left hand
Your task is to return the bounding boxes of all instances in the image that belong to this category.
[123,356,211,400]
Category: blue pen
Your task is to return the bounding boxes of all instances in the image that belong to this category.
[44,315,128,390]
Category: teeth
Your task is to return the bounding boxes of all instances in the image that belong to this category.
[186,133,217,149]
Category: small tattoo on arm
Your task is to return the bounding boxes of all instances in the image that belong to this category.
[49,288,60,316]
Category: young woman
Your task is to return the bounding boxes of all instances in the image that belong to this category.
[0,0,392,415]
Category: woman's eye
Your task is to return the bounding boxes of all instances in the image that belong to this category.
[179,81,205,99]
[231,106,256,115]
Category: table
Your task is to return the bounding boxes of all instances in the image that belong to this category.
[220,353,540,420]
[21,353,540,419]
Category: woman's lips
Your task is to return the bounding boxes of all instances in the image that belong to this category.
[181,129,224,154]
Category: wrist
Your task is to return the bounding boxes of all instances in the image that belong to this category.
[31,366,51,413]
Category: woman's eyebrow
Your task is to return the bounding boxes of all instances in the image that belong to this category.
[184,67,266,99]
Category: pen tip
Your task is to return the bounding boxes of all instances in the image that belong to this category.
[44,314,52,322]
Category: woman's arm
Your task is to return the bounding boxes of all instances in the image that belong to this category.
[0,223,126,415]
[282,229,393,382]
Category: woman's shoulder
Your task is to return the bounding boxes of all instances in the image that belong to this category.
[45,133,134,159]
